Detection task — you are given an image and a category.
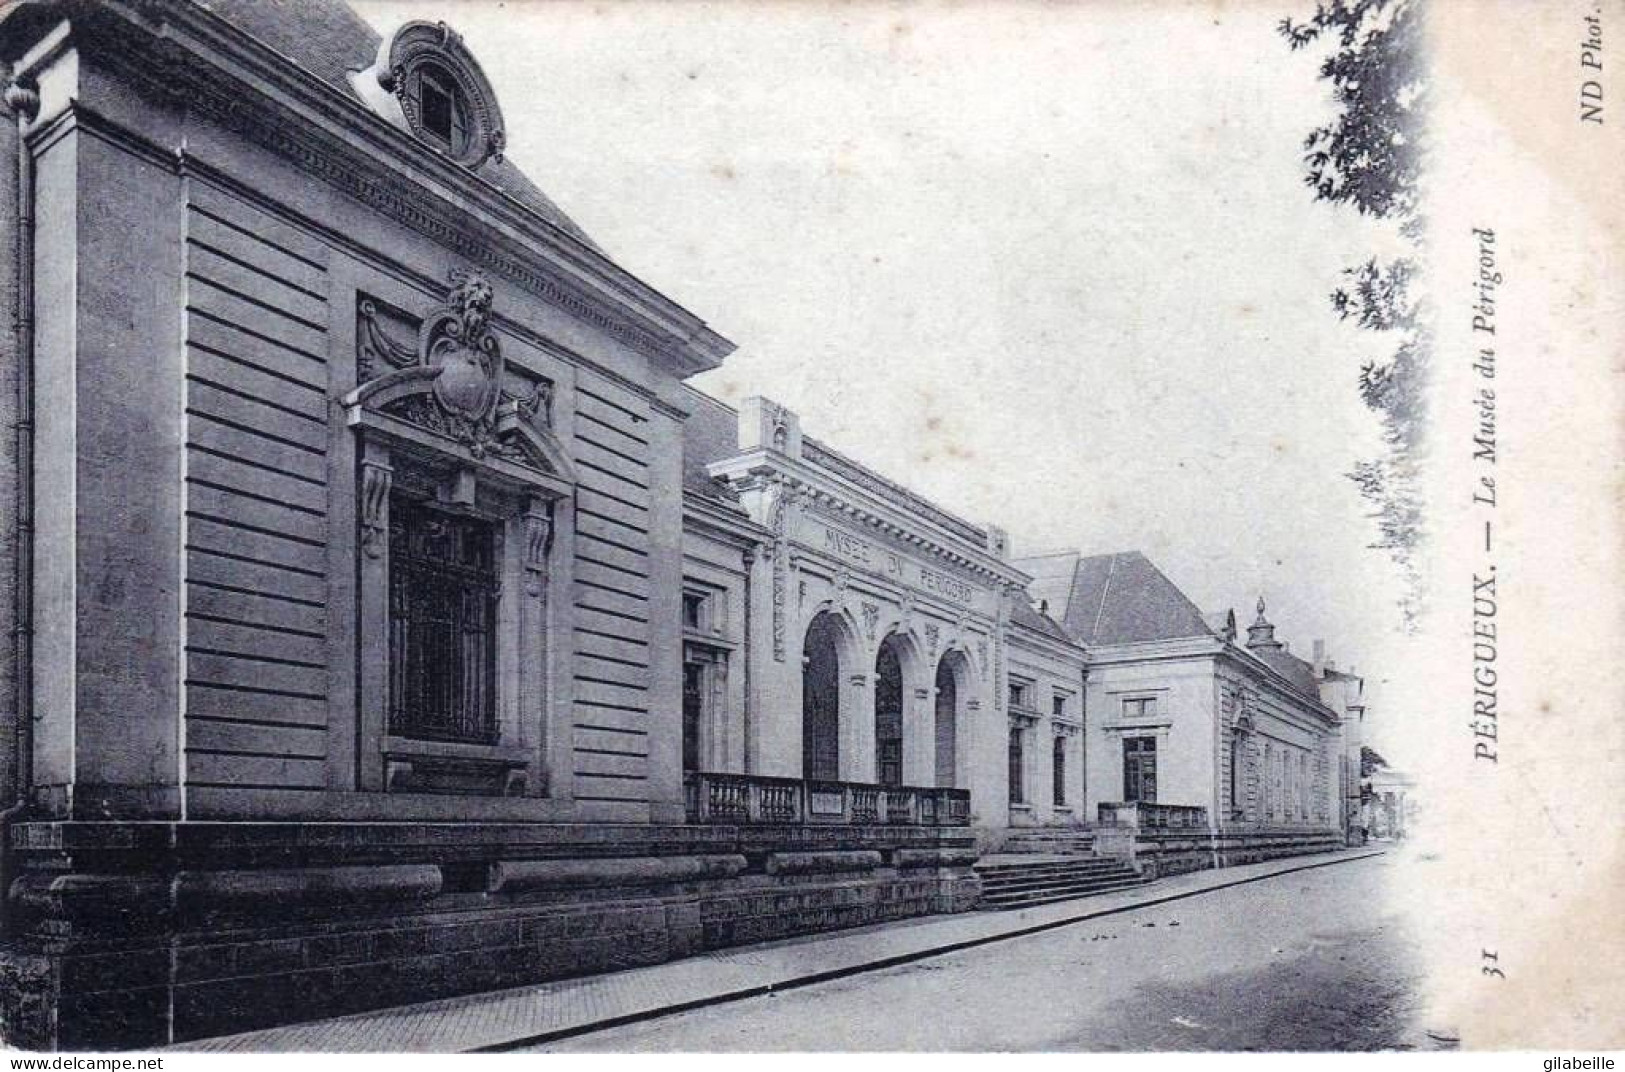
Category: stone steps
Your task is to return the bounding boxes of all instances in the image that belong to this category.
[973,856,1151,910]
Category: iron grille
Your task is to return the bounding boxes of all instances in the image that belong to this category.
[388,496,499,744]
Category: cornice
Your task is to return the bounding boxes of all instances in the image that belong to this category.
[709,449,1029,590]
[682,491,773,547]
[1007,620,1087,662]
[1215,645,1341,726]
[47,0,733,379]
[800,437,987,546]
[1085,635,1224,664]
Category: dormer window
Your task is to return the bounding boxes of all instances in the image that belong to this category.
[362,21,506,169]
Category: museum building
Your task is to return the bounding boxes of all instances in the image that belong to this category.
[0,0,1353,1048]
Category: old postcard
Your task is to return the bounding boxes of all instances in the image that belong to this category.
[0,0,1618,1058]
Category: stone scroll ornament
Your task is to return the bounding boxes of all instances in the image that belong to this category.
[356,270,552,461]
[425,270,503,450]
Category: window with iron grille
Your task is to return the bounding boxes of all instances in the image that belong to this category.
[388,495,499,744]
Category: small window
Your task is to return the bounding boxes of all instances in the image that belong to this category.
[1052,693,1068,718]
[1008,681,1029,709]
[682,591,706,631]
[1122,695,1158,719]
[411,65,470,155]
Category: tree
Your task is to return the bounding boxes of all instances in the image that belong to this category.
[1360,744,1390,778]
[1280,0,1429,625]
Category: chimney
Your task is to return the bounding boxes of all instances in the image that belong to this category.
[1313,639,1327,678]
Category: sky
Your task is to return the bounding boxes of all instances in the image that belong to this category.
[356,0,1413,754]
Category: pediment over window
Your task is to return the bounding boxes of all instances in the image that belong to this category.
[344,271,575,497]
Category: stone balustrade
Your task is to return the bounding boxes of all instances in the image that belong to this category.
[1097,800,1210,830]
[684,772,971,827]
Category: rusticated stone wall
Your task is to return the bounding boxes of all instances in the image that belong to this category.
[0,821,980,1050]
[1132,828,1345,880]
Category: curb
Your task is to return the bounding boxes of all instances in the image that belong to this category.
[474,848,1386,1052]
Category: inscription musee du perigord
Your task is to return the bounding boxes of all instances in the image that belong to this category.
[1469,226,1503,765]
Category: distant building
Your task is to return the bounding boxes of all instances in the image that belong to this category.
[1366,768,1416,840]
[1018,551,1349,870]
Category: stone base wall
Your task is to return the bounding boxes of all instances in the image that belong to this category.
[1134,828,1344,879]
[0,821,980,1050]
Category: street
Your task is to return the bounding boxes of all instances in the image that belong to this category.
[535,853,1424,1052]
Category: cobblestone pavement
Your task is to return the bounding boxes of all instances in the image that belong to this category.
[172,848,1385,1052]
[538,852,1421,1052]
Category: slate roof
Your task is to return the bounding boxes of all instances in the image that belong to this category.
[681,388,748,508]
[1014,551,1215,647]
[1253,647,1324,698]
[1009,599,1079,646]
[194,0,600,248]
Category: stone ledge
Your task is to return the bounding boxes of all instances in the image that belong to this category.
[488,854,747,893]
[175,865,444,912]
[764,850,883,876]
[893,847,979,869]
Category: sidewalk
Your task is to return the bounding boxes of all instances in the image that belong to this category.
[170,847,1385,1053]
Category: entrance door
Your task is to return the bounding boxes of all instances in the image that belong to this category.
[1123,736,1157,803]
[874,637,904,787]
[802,614,841,781]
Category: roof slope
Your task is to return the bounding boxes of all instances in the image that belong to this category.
[195,0,599,248]
[1253,648,1323,697]
[1010,598,1078,646]
[681,388,747,508]
[1014,550,1214,647]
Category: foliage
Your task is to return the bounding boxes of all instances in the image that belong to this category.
[1280,0,1429,625]
[1360,744,1391,778]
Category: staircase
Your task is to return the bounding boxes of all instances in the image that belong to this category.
[975,825,1155,909]
[974,852,1152,909]
[968,851,1150,916]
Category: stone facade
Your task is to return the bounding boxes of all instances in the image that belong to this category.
[0,2,980,1048]
[0,0,1368,1049]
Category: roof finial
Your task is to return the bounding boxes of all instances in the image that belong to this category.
[1246,596,1282,650]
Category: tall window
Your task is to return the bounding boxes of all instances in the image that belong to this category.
[1052,736,1067,806]
[682,660,705,772]
[1228,734,1243,816]
[388,496,498,743]
[1008,727,1026,804]
[1122,736,1157,803]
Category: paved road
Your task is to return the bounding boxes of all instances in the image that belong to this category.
[535,853,1425,1052]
